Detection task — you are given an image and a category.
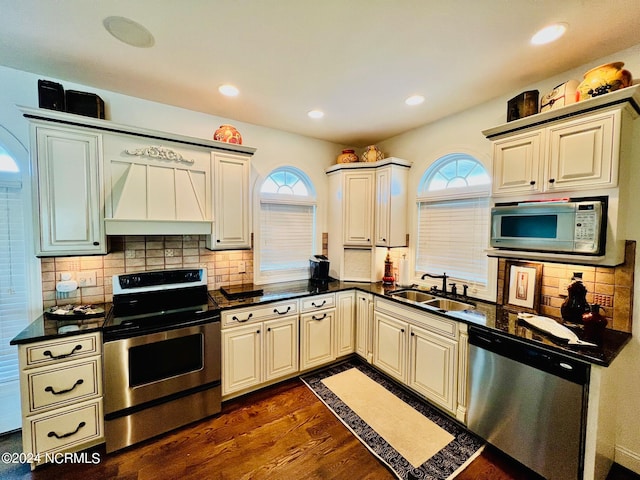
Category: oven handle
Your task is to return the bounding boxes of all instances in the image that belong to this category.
[45,379,84,396]
[232,313,253,323]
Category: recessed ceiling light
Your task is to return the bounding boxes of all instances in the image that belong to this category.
[103,16,155,48]
[531,23,568,45]
[405,95,425,106]
[218,84,239,97]
[308,110,324,119]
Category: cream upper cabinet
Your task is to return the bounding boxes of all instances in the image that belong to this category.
[374,164,409,247]
[207,152,251,250]
[30,124,106,256]
[343,170,375,245]
[489,107,626,196]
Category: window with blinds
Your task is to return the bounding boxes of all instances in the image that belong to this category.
[415,153,490,288]
[0,148,27,387]
[257,167,316,283]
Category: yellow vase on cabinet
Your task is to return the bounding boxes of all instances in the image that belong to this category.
[576,62,632,101]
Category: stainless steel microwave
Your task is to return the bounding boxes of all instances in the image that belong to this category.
[490,198,606,255]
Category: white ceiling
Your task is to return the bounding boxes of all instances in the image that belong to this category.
[1,0,639,146]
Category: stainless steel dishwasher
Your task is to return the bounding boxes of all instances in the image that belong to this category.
[467,325,590,480]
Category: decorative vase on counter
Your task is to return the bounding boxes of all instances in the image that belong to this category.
[361,145,384,163]
[582,304,608,342]
[560,273,590,324]
[336,149,359,164]
[213,124,243,144]
[576,62,632,101]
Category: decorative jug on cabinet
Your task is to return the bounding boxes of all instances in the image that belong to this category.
[213,124,243,144]
[361,145,384,163]
[576,62,632,101]
[337,149,359,164]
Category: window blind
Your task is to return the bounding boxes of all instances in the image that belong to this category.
[0,185,28,384]
[416,197,489,285]
[260,202,315,280]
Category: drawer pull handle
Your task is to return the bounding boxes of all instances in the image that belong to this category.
[45,379,84,396]
[47,421,86,440]
[274,306,291,315]
[232,313,253,323]
[312,313,327,321]
[311,300,327,308]
[43,344,83,360]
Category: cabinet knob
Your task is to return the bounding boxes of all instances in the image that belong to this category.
[267,327,271,332]
[411,332,415,336]
[382,238,386,242]
[93,241,100,246]
[549,178,555,184]
[529,180,536,186]
[401,328,405,333]
[216,239,221,243]
[256,329,261,334]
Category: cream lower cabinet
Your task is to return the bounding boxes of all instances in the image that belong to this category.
[373,298,461,416]
[408,324,458,413]
[335,291,356,357]
[373,311,408,382]
[18,332,103,468]
[222,313,299,397]
[355,292,373,361]
[300,293,337,371]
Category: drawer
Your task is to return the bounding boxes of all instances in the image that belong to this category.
[21,333,101,368]
[27,399,103,458]
[222,299,299,327]
[375,298,458,339]
[25,357,102,414]
[300,294,336,313]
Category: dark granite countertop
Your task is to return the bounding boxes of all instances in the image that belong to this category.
[12,280,631,367]
[211,279,631,367]
[10,304,110,345]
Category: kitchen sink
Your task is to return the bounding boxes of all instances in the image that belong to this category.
[422,298,474,311]
[390,290,436,303]
[390,289,474,312]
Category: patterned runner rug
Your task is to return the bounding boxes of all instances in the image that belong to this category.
[301,359,484,480]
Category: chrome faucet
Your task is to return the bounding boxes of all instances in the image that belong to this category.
[421,272,448,294]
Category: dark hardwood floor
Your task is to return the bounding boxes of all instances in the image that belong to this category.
[1,378,637,480]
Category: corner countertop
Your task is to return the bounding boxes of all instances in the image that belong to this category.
[10,305,110,346]
[211,279,631,367]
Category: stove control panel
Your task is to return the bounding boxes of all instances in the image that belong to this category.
[113,268,207,294]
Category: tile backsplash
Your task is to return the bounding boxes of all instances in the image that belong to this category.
[496,240,635,333]
[41,235,254,309]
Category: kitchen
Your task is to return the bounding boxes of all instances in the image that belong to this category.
[1,2,640,479]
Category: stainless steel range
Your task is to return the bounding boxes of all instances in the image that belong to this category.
[102,268,221,453]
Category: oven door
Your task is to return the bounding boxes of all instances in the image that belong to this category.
[103,321,220,415]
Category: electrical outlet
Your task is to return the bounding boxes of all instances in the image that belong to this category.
[238,261,246,274]
[165,249,174,257]
[77,270,97,287]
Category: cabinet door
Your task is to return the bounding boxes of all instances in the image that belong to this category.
[343,171,374,245]
[408,324,458,413]
[222,323,262,395]
[355,292,372,360]
[375,167,391,246]
[372,312,407,382]
[211,152,250,249]
[492,130,543,196]
[335,291,355,357]
[264,316,299,382]
[34,126,105,255]
[546,110,617,191]
[300,310,335,370]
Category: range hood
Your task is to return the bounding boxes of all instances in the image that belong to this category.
[105,219,212,235]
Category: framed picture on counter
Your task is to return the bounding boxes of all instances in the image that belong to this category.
[504,260,542,312]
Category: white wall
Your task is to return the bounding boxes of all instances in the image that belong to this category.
[378,43,640,473]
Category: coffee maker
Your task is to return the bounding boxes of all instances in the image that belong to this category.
[309,255,330,285]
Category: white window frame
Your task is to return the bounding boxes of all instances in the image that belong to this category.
[254,167,317,284]
[414,153,496,301]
